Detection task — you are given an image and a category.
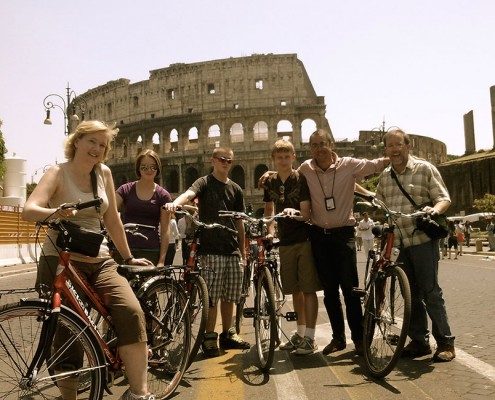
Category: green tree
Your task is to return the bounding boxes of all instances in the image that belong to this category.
[0,119,7,180]
[473,193,495,213]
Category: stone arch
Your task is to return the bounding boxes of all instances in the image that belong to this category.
[208,124,221,145]
[253,121,268,142]
[301,118,317,143]
[231,165,245,189]
[152,132,160,153]
[277,120,293,141]
[185,167,199,189]
[165,169,179,193]
[230,122,244,143]
[254,164,268,188]
[170,129,178,152]
[188,127,199,150]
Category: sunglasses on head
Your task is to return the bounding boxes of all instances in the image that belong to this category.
[140,164,158,171]
[215,156,233,164]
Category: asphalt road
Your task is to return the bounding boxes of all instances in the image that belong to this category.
[1,247,495,399]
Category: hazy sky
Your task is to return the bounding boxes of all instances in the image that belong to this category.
[1,0,494,182]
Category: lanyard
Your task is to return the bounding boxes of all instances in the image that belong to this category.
[315,166,336,198]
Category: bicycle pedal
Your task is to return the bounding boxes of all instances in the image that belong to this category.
[352,287,366,297]
[386,334,400,346]
[284,311,298,322]
[243,307,255,318]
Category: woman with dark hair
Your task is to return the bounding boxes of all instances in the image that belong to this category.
[116,149,172,267]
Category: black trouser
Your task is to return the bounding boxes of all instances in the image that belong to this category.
[310,226,363,343]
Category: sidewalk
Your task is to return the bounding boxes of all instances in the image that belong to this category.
[0,262,37,278]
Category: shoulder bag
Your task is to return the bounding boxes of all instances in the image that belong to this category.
[390,169,448,240]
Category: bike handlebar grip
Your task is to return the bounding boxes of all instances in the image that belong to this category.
[74,197,103,210]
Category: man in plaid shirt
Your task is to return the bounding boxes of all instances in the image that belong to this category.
[376,129,455,362]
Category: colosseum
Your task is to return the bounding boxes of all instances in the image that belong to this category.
[76,53,447,215]
[77,53,329,214]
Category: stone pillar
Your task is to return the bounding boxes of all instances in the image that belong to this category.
[463,110,476,155]
[491,86,495,149]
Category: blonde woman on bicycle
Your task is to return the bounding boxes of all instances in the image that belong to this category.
[22,120,155,400]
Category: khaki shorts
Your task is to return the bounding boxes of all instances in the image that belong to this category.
[38,256,147,347]
[279,240,322,294]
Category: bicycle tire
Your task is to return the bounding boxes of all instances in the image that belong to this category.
[140,277,191,399]
[235,261,252,334]
[254,266,277,372]
[186,274,208,369]
[0,299,106,399]
[363,265,411,378]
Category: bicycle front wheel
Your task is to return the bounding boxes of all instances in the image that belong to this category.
[185,273,208,369]
[363,265,411,378]
[142,278,191,399]
[0,299,106,399]
[254,266,277,372]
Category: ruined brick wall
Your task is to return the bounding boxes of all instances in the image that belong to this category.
[438,152,495,215]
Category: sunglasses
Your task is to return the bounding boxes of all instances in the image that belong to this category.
[140,164,158,171]
[214,156,233,165]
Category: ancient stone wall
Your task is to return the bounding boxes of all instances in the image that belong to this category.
[78,54,329,214]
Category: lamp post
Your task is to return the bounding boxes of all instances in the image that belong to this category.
[31,164,53,184]
[43,83,87,136]
[367,117,400,150]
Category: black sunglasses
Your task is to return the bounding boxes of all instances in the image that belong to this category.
[215,156,233,165]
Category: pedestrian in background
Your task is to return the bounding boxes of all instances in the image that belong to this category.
[486,218,495,251]
[376,128,455,362]
[165,213,180,265]
[454,220,465,256]
[355,219,363,251]
[448,221,458,260]
[116,149,172,267]
[358,212,374,257]
[464,221,473,247]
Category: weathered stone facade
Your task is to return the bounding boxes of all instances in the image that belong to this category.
[438,151,495,215]
[77,53,449,214]
[78,53,329,213]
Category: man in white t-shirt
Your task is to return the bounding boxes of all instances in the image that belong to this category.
[358,212,374,257]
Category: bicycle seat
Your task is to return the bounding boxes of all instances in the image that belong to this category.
[117,265,160,278]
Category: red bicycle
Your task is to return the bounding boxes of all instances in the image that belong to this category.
[0,198,190,399]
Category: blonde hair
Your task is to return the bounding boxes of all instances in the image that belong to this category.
[64,120,118,161]
[271,139,295,157]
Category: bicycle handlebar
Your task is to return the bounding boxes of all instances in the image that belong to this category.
[174,209,238,234]
[60,197,103,211]
[218,210,300,224]
[354,191,426,219]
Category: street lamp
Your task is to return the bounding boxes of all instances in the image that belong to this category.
[31,164,53,184]
[367,117,400,150]
[43,83,87,136]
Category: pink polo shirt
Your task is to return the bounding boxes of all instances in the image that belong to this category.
[298,155,386,230]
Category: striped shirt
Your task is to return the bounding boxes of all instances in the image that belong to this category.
[376,156,451,248]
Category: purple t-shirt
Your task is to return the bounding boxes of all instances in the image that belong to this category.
[116,182,172,249]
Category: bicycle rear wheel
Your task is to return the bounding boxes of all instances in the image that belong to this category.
[185,273,208,369]
[141,278,191,399]
[0,299,106,399]
[363,265,411,378]
[254,266,277,372]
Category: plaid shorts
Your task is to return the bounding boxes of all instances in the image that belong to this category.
[200,254,243,305]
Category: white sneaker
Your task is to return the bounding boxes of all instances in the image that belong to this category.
[295,336,318,355]
[279,332,304,350]
[120,388,155,400]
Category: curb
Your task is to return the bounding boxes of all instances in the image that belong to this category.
[0,266,37,278]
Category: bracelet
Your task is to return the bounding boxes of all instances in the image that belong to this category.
[124,255,134,264]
